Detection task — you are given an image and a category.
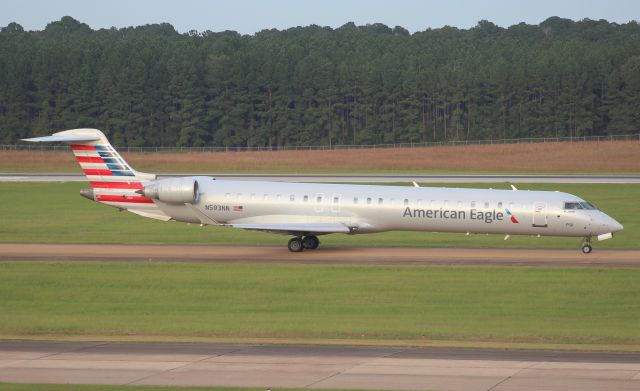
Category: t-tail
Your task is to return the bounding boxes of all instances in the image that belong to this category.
[23,128,169,220]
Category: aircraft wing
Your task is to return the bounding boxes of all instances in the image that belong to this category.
[229,222,353,236]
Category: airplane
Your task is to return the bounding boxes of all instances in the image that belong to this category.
[24,128,623,254]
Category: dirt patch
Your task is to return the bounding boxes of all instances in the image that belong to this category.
[2,140,639,173]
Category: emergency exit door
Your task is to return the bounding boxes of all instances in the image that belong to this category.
[532,202,548,228]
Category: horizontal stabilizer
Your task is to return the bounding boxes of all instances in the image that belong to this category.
[22,134,101,143]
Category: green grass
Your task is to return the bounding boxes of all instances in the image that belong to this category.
[0,262,639,346]
[0,182,636,249]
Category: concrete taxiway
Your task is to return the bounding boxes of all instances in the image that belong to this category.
[1,244,639,268]
[1,173,640,183]
[1,341,639,390]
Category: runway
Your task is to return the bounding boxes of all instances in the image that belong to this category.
[1,341,640,390]
[2,173,640,183]
[1,244,639,268]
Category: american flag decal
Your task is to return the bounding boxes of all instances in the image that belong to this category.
[233,205,243,212]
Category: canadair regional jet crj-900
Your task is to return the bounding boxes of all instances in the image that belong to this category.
[24,128,623,254]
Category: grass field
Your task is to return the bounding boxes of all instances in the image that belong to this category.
[0,262,639,347]
[0,182,636,249]
[2,140,640,174]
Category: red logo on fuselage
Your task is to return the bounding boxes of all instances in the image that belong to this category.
[505,209,519,223]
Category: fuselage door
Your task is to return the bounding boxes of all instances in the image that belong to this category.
[532,202,548,228]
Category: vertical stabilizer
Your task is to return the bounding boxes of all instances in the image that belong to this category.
[23,129,167,217]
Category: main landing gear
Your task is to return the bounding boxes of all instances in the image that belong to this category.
[288,235,320,252]
[581,237,593,254]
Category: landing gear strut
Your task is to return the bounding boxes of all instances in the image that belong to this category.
[288,235,320,252]
[581,237,592,254]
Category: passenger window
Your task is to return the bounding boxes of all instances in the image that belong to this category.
[366,197,372,205]
[290,195,295,202]
[317,196,322,203]
[444,200,449,207]
[225,193,231,199]
[378,198,383,205]
[276,194,282,201]
[237,193,243,200]
[404,199,409,206]
[250,193,255,200]
[333,196,339,203]
[498,202,503,208]
[303,195,308,202]
[417,199,423,207]
[471,201,476,208]
[457,201,462,207]
[354,197,358,204]
[263,194,268,201]
[484,201,489,208]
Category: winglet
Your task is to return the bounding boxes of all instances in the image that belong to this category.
[510,184,518,191]
[412,181,420,188]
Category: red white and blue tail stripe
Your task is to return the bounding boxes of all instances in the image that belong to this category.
[70,143,153,204]
[23,129,168,219]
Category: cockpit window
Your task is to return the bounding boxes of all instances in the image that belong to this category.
[580,202,597,210]
[564,201,598,210]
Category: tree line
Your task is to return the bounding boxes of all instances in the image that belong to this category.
[0,16,639,147]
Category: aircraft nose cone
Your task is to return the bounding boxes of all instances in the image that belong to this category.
[611,220,624,233]
[602,214,623,233]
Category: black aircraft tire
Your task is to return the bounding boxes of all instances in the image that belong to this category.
[288,237,304,252]
[302,235,320,250]
[581,244,592,254]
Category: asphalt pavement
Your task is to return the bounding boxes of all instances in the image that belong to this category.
[2,244,639,268]
[1,341,639,390]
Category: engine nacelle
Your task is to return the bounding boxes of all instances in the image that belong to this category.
[140,177,199,204]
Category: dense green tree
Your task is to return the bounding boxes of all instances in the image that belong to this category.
[0,16,638,147]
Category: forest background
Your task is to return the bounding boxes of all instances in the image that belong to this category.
[1,16,638,147]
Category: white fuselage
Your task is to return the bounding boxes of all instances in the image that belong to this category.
[151,178,622,238]
[22,128,623,251]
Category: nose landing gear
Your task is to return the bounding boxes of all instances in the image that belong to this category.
[581,237,592,254]
[287,235,320,252]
